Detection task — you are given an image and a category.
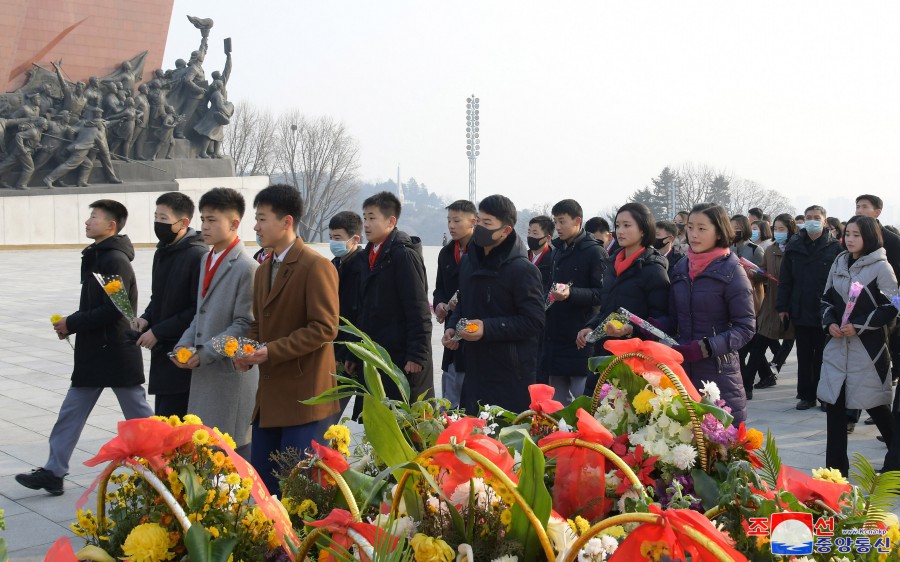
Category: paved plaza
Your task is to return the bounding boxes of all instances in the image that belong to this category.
[0,246,895,560]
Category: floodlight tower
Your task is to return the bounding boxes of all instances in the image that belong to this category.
[466,95,480,202]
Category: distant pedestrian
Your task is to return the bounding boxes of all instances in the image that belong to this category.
[526,215,555,292]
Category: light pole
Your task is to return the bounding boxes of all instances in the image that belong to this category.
[466,95,480,202]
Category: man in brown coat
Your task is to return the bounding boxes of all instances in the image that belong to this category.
[233,184,340,493]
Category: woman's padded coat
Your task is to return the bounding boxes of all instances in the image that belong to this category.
[776,230,842,327]
[66,235,144,388]
[818,248,899,409]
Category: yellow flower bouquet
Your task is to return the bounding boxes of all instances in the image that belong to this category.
[210,335,263,359]
[92,273,137,327]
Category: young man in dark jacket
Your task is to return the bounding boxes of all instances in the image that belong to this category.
[526,215,554,292]
[655,220,685,278]
[135,192,207,416]
[433,200,476,408]
[443,194,545,414]
[777,204,842,410]
[357,191,434,402]
[18,200,153,495]
[539,199,607,404]
[328,210,365,415]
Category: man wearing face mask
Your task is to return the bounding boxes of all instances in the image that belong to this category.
[777,205,842,411]
[135,192,208,416]
[442,194,545,414]
[654,220,684,278]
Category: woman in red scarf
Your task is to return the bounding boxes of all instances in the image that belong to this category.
[577,203,671,397]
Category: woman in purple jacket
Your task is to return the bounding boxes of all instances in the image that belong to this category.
[668,203,756,424]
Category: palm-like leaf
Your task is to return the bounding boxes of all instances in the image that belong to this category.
[850,453,900,523]
[755,429,782,490]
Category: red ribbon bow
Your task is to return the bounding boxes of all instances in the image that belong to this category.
[528,383,564,415]
[753,465,850,512]
[433,417,517,495]
[308,508,396,562]
[604,338,702,401]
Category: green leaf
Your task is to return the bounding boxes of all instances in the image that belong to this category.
[588,354,615,374]
[362,395,421,520]
[756,430,782,490]
[340,468,389,511]
[177,465,207,513]
[183,525,239,562]
[850,453,900,522]
[300,384,362,405]
[509,439,552,562]
[553,395,594,426]
[498,425,534,456]
[691,468,721,511]
[362,362,387,401]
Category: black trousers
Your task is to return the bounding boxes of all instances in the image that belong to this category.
[154,391,190,418]
[771,338,795,368]
[794,326,826,403]
[742,334,774,390]
[826,385,893,476]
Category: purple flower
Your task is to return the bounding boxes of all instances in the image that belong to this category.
[597,383,612,401]
[701,413,738,445]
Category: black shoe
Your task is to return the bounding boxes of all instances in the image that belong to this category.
[746,388,753,400]
[796,399,816,410]
[865,416,877,425]
[820,403,827,412]
[15,468,64,495]
[877,435,886,443]
[755,377,777,389]
[847,423,855,434]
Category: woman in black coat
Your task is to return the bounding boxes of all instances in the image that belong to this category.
[578,203,670,396]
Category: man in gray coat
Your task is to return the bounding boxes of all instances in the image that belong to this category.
[174,188,258,453]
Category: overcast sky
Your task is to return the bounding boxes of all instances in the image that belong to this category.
[164,1,900,223]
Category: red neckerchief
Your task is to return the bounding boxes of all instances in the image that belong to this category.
[454,240,468,265]
[203,237,240,296]
[529,245,550,265]
[614,247,644,276]
[368,243,383,270]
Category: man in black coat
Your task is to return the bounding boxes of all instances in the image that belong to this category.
[433,200,477,408]
[17,200,153,496]
[357,191,434,403]
[655,220,685,278]
[135,192,207,416]
[443,194,545,414]
[777,204,842,410]
[526,215,554,292]
[538,199,607,404]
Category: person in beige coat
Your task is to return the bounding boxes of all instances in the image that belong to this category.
[233,184,340,493]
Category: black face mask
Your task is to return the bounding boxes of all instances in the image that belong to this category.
[154,221,180,244]
[526,236,544,252]
[652,237,669,250]
[473,224,504,248]
[734,230,743,241]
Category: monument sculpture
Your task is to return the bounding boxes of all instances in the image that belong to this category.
[0,15,234,191]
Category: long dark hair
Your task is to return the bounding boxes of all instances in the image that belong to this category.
[616,202,656,247]
[730,214,752,243]
[772,213,798,236]
[845,215,883,255]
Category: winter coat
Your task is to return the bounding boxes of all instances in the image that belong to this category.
[450,231,546,414]
[664,249,685,279]
[777,230,842,327]
[247,240,340,428]
[880,224,900,282]
[433,241,468,372]
[530,246,553,293]
[539,230,608,378]
[818,249,899,409]
[586,247,670,338]
[669,252,756,424]
[332,249,366,365]
[177,241,258,447]
[66,235,144,388]
[357,229,434,400]
[141,229,207,395]
[756,243,795,341]
[732,240,764,266]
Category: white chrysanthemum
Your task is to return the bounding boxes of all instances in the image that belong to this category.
[677,425,695,443]
[368,514,416,539]
[700,380,720,402]
[450,478,489,507]
[642,373,661,388]
[656,413,672,429]
[606,472,622,491]
[617,488,641,514]
[578,538,605,561]
[599,535,618,555]
[671,443,697,470]
[557,418,571,432]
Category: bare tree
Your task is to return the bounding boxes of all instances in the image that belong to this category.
[273,110,361,241]
[223,101,276,176]
[727,178,796,217]
[677,162,724,210]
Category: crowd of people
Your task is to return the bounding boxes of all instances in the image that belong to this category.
[13,187,900,498]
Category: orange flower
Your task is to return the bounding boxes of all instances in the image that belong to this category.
[104,280,123,295]
[223,339,239,357]
[242,344,255,354]
[464,323,478,333]
[745,427,764,450]
[176,348,193,363]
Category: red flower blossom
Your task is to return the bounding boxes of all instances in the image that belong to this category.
[611,433,630,457]
[308,508,396,562]
[432,417,516,494]
[615,444,658,495]
[604,339,702,401]
[733,423,763,469]
[528,384,564,415]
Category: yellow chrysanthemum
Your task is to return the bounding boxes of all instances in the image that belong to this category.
[225,473,241,487]
[192,429,210,446]
[50,314,63,324]
[175,348,193,364]
[608,319,624,330]
[182,414,202,426]
[409,533,455,562]
[324,424,352,456]
[167,470,183,496]
[745,428,764,450]
[812,467,849,485]
[632,388,657,414]
[574,515,591,535]
[103,280,123,295]
[500,508,512,529]
[166,415,182,427]
[224,339,239,357]
[601,525,626,539]
[207,526,220,538]
[241,477,253,490]
[235,488,250,503]
[121,523,174,562]
[298,499,318,517]
[242,344,255,355]
[640,540,672,561]
[213,427,237,449]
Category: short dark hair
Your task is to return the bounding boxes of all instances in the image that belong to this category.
[748,207,763,219]
[615,202,656,247]
[773,213,798,235]
[855,194,883,210]
[846,215,883,254]
[90,199,128,233]
[446,199,477,214]
[730,214,752,243]
[529,215,554,236]
[689,203,734,248]
[795,214,805,222]
[584,216,610,235]
[155,192,195,219]
[478,194,517,227]
[254,183,303,224]
[656,220,677,237]
[363,191,402,220]
[328,211,362,236]
[752,220,773,241]
[551,199,583,221]
[675,211,690,220]
[199,187,246,218]
[804,205,827,217]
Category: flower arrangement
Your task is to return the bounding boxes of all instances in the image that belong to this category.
[210,335,262,359]
[92,273,136,325]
